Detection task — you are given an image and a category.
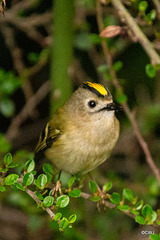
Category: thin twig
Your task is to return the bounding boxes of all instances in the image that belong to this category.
[1,25,34,101]
[97,0,160,186]
[6,81,50,141]
[26,188,55,220]
[111,0,160,65]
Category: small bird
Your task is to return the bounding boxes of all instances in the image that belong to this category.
[35,82,121,175]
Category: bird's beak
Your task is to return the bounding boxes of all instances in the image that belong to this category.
[101,102,122,112]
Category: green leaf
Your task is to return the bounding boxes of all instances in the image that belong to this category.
[113,61,123,72]
[89,33,101,44]
[97,65,109,74]
[56,195,70,208]
[135,200,144,210]
[135,215,146,225]
[0,69,21,94]
[0,168,8,172]
[4,153,12,165]
[146,64,156,78]
[43,163,53,174]
[59,217,69,231]
[123,188,134,202]
[68,176,76,188]
[14,182,26,191]
[110,193,121,204]
[141,204,153,218]
[23,172,34,186]
[89,181,97,193]
[0,99,15,117]
[43,196,54,207]
[116,93,127,104]
[35,192,44,201]
[90,196,101,202]
[0,134,11,153]
[150,234,160,240]
[74,32,92,50]
[4,174,19,185]
[139,1,148,12]
[34,174,47,189]
[8,163,19,168]
[54,212,62,221]
[147,10,156,22]
[69,214,77,223]
[0,186,6,192]
[148,211,157,224]
[69,189,81,198]
[28,52,39,64]
[46,173,52,184]
[117,205,130,211]
[103,182,112,192]
[25,159,35,172]
[130,209,139,215]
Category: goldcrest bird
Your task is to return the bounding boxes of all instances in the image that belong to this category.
[35,82,121,175]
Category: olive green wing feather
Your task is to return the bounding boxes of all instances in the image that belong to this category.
[35,122,61,154]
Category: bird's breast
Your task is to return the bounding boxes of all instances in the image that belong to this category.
[45,115,119,174]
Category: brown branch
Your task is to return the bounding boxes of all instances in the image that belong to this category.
[1,25,34,101]
[96,0,160,186]
[6,81,50,141]
[111,0,160,65]
[25,188,55,220]
[26,189,133,222]
[80,191,137,220]
[0,3,52,46]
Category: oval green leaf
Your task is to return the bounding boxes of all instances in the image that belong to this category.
[150,234,160,240]
[89,181,97,194]
[103,182,112,192]
[4,174,19,185]
[110,193,121,204]
[68,176,76,188]
[43,196,54,207]
[145,64,156,78]
[135,215,146,225]
[25,159,35,172]
[14,182,26,191]
[0,186,6,192]
[69,189,81,198]
[56,195,70,208]
[69,214,77,223]
[54,212,62,221]
[35,174,47,189]
[123,188,134,202]
[43,163,53,174]
[35,192,44,201]
[141,204,153,218]
[90,196,101,202]
[23,172,34,186]
[117,205,130,211]
[4,153,12,165]
[59,217,69,230]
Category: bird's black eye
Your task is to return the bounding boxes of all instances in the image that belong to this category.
[88,100,96,108]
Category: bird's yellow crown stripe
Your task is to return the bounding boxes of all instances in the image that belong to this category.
[85,82,108,96]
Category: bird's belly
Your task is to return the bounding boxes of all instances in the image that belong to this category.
[45,117,119,174]
[45,135,116,174]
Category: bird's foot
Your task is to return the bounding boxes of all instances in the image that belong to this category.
[52,171,62,197]
[52,180,62,198]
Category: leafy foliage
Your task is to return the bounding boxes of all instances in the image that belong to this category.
[0,69,21,117]
[1,153,159,232]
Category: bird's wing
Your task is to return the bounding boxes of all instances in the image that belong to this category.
[35,122,61,153]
